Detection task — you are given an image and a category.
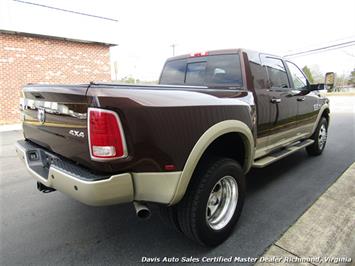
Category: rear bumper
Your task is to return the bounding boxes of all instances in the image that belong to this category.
[15,140,182,206]
[15,140,134,206]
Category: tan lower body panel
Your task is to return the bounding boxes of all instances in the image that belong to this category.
[49,167,134,206]
[132,172,182,203]
[16,142,134,206]
[16,141,181,206]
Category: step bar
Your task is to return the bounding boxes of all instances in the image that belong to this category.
[252,139,314,168]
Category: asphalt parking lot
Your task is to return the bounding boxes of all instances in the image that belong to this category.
[0,96,354,266]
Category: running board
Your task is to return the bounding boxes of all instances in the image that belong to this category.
[252,139,314,168]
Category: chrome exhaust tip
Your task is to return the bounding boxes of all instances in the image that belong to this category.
[133,201,151,219]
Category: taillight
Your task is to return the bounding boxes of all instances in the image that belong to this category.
[88,108,127,160]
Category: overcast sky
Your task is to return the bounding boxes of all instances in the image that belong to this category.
[2,0,355,80]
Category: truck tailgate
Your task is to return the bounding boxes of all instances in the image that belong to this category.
[21,84,92,166]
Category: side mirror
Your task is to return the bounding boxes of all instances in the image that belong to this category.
[309,83,326,91]
[325,72,335,86]
[324,72,335,91]
[306,72,335,91]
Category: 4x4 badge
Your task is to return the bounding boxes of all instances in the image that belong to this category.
[69,130,85,138]
[37,108,45,124]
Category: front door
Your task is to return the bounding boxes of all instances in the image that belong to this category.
[285,61,319,136]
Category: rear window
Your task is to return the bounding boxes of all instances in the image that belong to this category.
[186,62,207,85]
[160,54,243,87]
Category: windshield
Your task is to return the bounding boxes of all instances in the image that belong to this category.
[160,54,243,87]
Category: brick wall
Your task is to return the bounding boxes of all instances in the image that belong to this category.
[0,32,111,124]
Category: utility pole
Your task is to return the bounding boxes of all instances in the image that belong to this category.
[170,44,177,56]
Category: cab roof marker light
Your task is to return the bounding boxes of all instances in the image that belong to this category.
[190,51,209,57]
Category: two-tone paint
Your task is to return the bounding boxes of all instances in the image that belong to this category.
[18,48,329,206]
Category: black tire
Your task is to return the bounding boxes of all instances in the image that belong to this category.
[175,157,245,246]
[306,117,328,156]
[158,204,181,232]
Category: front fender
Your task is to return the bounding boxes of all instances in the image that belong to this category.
[311,103,330,135]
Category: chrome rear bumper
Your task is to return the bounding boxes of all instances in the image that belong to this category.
[15,140,134,206]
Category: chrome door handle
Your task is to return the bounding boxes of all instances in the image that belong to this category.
[297,97,305,102]
[271,98,281,103]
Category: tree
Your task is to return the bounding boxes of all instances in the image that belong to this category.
[308,65,324,84]
[302,65,323,83]
[333,73,346,92]
[119,76,140,84]
[348,68,355,86]
[302,66,314,83]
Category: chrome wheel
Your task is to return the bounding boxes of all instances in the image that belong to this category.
[318,124,327,150]
[206,175,238,230]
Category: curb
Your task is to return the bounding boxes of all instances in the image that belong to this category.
[256,162,355,265]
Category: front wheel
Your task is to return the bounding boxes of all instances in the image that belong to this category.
[175,157,245,246]
[306,117,328,156]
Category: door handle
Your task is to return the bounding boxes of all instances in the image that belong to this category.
[271,98,281,104]
[297,97,305,102]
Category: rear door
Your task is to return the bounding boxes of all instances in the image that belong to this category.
[247,51,273,156]
[21,84,92,165]
[260,55,299,149]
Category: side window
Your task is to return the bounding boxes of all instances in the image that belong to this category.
[286,61,308,90]
[159,60,186,85]
[261,56,289,89]
[248,51,268,89]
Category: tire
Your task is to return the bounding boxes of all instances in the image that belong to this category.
[175,157,245,246]
[306,117,328,156]
[158,205,181,232]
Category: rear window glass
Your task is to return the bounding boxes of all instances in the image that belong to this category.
[160,54,243,87]
[159,60,186,85]
[186,62,207,85]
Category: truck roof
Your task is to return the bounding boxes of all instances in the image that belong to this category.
[165,48,283,62]
[166,48,243,62]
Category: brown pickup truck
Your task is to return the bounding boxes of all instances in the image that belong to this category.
[16,49,332,246]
